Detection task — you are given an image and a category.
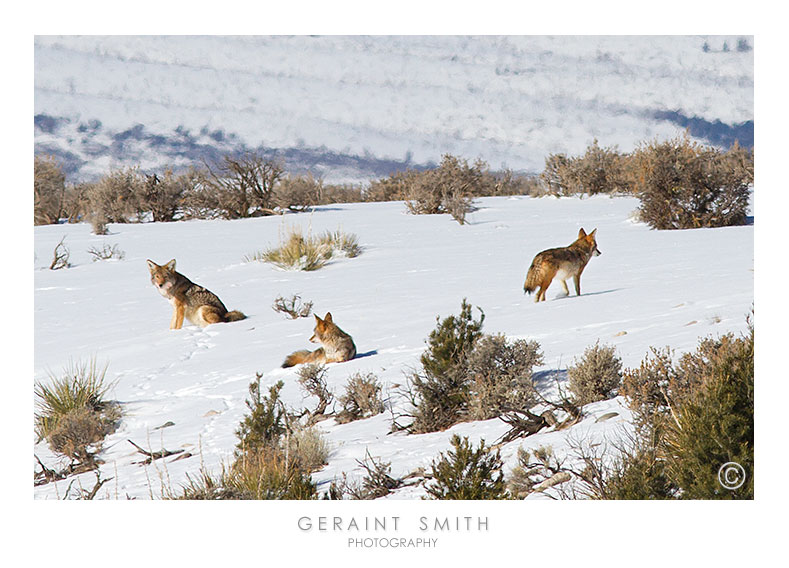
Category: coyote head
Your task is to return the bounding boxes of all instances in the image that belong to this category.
[147,259,177,297]
[576,228,601,257]
[310,312,335,343]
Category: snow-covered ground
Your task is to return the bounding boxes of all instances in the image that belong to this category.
[34,35,753,183]
[33,194,753,499]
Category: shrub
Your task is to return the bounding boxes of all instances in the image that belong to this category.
[663,328,754,499]
[540,139,632,196]
[178,447,317,500]
[248,225,362,271]
[34,359,120,468]
[408,299,485,433]
[426,435,508,500]
[286,425,330,473]
[507,445,571,498]
[34,155,67,225]
[201,373,321,500]
[465,334,543,420]
[87,243,126,262]
[619,323,754,499]
[140,169,195,222]
[192,154,284,219]
[336,372,386,424]
[296,363,334,425]
[407,301,544,432]
[631,135,753,229]
[49,236,70,270]
[567,341,622,406]
[84,167,146,223]
[235,376,287,455]
[276,173,323,212]
[402,154,480,223]
[272,294,314,319]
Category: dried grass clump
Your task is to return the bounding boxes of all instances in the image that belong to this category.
[35,359,120,467]
[248,225,362,271]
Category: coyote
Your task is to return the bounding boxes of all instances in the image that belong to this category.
[282,312,356,367]
[146,259,246,329]
[523,228,601,302]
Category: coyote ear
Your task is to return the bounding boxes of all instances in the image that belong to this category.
[146,259,157,272]
[164,259,176,271]
[324,312,333,323]
[314,314,323,323]
[589,228,597,237]
[578,228,587,238]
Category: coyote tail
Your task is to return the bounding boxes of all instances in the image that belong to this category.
[281,348,325,368]
[523,262,541,295]
[225,310,247,322]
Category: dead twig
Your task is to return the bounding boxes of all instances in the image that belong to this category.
[128,439,185,465]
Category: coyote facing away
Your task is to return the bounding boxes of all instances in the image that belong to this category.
[523,228,601,302]
[282,312,357,367]
[147,259,246,329]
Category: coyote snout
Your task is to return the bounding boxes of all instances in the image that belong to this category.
[523,228,601,302]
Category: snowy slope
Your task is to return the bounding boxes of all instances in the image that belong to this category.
[34,35,753,183]
[33,194,753,499]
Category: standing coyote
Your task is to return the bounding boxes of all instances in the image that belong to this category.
[282,312,356,367]
[147,259,246,329]
[523,228,601,302]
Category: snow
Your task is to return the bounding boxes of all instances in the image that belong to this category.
[34,35,753,182]
[33,195,753,500]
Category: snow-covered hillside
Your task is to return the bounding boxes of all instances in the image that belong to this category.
[33,194,753,499]
[34,35,753,183]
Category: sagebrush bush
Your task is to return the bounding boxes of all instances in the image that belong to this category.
[276,173,323,212]
[336,372,386,424]
[35,359,120,466]
[34,155,67,225]
[84,167,146,223]
[141,169,195,222]
[367,154,540,222]
[465,334,543,420]
[426,435,508,500]
[631,135,753,229]
[286,425,330,473]
[540,139,632,196]
[567,341,622,406]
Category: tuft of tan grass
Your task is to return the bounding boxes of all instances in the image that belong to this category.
[35,359,120,465]
[246,224,362,271]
